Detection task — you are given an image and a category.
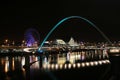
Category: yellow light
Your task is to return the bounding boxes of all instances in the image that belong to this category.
[5,61,9,73]
[73,64,76,68]
[12,58,15,70]
[47,64,50,69]
[109,48,119,53]
[51,64,54,69]
[43,64,47,69]
[60,64,63,69]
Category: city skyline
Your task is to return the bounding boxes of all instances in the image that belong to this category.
[0,0,120,42]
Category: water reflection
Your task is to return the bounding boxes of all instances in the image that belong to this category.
[0,49,110,80]
[0,56,26,80]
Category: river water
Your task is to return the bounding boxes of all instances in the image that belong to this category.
[0,51,110,80]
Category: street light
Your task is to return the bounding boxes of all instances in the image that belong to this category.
[12,41,15,46]
[5,39,8,46]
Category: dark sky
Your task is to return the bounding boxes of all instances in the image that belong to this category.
[0,0,120,43]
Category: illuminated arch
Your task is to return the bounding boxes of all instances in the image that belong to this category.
[38,16,111,51]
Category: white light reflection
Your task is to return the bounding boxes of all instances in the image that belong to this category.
[90,62,94,66]
[81,63,85,67]
[43,57,48,64]
[68,64,72,69]
[98,61,102,65]
[86,62,90,66]
[73,64,76,68]
[55,64,58,69]
[64,64,67,69]
[102,60,106,64]
[21,57,25,71]
[21,57,25,66]
[94,61,98,66]
[42,60,110,70]
[106,60,110,63]
[77,63,80,68]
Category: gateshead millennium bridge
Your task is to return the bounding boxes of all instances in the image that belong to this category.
[0,16,120,80]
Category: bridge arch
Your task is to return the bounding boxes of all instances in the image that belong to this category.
[38,16,111,51]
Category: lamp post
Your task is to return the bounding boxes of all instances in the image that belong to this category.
[22,40,25,46]
[12,41,15,46]
[5,39,8,46]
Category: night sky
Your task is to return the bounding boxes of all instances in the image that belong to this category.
[0,0,120,43]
